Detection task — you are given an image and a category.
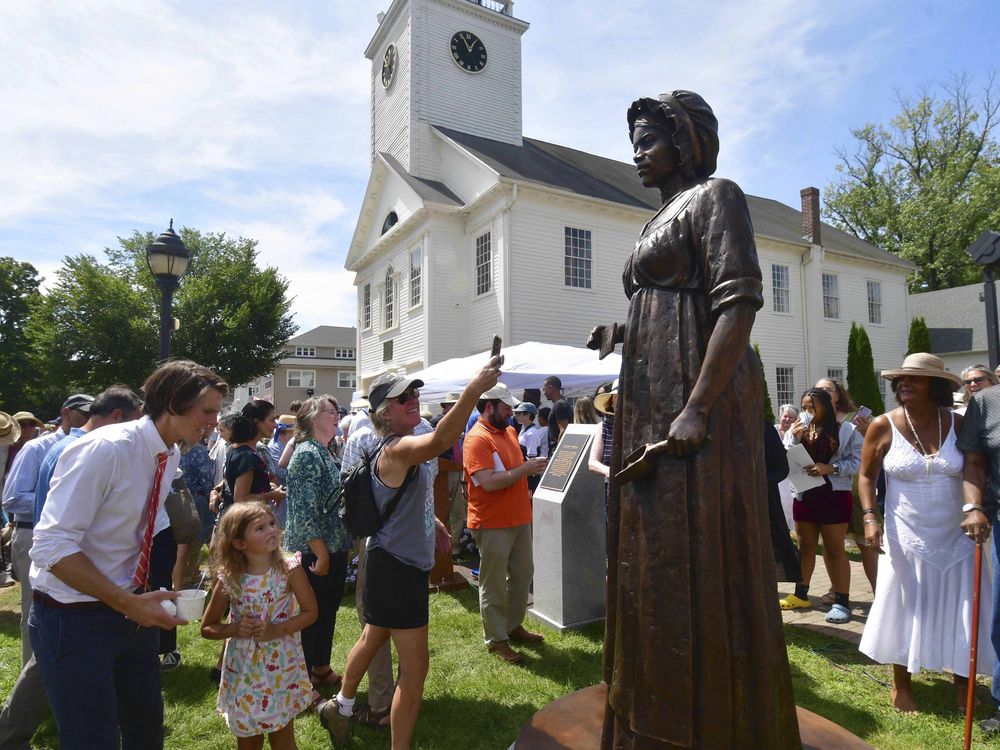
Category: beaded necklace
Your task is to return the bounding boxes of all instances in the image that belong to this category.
[902,405,941,470]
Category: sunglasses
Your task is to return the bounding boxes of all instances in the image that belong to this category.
[964,376,989,386]
[396,387,419,404]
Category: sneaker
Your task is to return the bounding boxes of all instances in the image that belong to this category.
[982,708,1000,735]
[319,699,354,747]
[160,650,182,671]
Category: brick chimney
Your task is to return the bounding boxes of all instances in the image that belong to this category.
[800,187,821,245]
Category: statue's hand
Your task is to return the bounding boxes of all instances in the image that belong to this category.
[665,408,708,456]
[586,325,605,351]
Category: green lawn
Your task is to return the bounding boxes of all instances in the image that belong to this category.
[0,581,992,749]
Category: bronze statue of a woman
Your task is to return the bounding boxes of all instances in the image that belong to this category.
[588,91,801,748]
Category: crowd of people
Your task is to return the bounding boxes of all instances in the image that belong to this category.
[770,353,1000,723]
[0,359,600,749]
[9,351,1000,746]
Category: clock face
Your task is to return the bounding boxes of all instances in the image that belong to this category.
[450,31,487,73]
[381,44,397,88]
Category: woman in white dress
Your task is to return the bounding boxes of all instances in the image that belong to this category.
[858,353,994,712]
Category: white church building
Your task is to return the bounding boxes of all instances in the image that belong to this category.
[346,0,915,408]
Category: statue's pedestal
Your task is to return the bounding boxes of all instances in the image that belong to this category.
[513,685,874,750]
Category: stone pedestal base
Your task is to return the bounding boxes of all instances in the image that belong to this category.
[514,685,874,750]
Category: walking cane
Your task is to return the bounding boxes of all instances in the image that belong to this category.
[965,541,984,750]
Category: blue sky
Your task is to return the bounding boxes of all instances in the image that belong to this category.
[4,0,997,333]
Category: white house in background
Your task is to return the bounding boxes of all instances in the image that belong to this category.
[909,282,995,376]
[346,0,916,407]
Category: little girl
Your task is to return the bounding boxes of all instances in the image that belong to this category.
[202,501,318,749]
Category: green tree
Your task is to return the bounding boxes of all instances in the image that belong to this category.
[0,258,42,411]
[847,322,885,415]
[29,228,297,398]
[27,255,158,401]
[753,343,775,423]
[907,316,932,355]
[824,73,1000,291]
[108,229,297,387]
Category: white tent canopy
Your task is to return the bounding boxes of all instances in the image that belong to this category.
[405,341,622,404]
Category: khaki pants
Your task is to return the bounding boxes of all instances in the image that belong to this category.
[12,525,33,666]
[446,472,466,554]
[355,543,394,713]
[472,524,533,644]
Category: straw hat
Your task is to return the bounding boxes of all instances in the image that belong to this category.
[880,353,962,389]
[0,412,21,446]
[12,411,44,429]
[594,379,619,415]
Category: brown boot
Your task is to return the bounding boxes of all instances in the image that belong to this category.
[508,625,544,644]
[488,640,523,664]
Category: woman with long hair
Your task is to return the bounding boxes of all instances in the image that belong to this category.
[225,400,286,511]
[779,387,861,624]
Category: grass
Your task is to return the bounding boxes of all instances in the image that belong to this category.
[0,575,994,749]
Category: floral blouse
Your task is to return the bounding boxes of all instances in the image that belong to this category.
[284,438,350,554]
[180,442,216,502]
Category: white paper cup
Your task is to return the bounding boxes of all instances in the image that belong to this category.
[175,589,208,622]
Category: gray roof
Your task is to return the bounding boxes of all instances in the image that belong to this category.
[433,126,913,270]
[288,325,357,347]
[909,282,992,354]
[381,152,462,206]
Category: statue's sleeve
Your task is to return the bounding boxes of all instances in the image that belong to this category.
[698,179,764,318]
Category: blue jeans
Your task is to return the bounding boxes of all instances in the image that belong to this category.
[29,599,163,750]
[991,531,1000,707]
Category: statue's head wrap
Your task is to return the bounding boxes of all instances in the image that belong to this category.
[627,91,719,180]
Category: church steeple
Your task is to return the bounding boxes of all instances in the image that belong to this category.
[365,0,529,180]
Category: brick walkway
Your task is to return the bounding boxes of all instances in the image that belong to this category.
[777,554,875,646]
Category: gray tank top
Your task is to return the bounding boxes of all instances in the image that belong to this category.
[367,457,434,571]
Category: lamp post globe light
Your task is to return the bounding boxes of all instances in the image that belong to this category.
[146,219,190,361]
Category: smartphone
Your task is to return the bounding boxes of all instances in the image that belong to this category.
[490,334,504,366]
[854,405,872,420]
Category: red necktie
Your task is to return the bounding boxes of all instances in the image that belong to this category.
[132,452,168,592]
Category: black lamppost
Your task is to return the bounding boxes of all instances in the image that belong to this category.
[967,230,1000,368]
[146,220,190,361]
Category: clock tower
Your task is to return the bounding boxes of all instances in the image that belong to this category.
[364,0,528,181]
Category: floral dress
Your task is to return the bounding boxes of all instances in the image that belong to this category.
[217,554,312,737]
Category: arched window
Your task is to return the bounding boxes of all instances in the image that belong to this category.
[383,266,395,329]
[381,211,398,235]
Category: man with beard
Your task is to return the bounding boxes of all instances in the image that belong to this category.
[462,384,547,663]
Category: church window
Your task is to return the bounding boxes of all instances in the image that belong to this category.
[822,273,840,320]
[475,232,492,296]
[867,280,882,324]
[383,267,395,330]
[410,247,422,306]
[362,284,371,330]
[772,264,790,313]
[564,227,592,289]
[381,211,398,235]
[775,366,795,406]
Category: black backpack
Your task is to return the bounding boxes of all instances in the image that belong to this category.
[338,436,417,539]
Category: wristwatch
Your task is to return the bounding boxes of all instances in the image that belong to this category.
[963,503,985,514]
[831,462,840,476]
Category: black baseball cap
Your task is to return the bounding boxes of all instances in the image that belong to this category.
[367,374,424,412]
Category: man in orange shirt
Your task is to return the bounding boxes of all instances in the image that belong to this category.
[463,384,548,663]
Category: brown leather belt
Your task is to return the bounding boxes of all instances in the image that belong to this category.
[33,591,106,610]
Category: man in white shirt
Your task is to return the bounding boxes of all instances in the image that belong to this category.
[28,361,227,750]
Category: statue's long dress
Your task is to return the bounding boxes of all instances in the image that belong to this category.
[602,178,802,749]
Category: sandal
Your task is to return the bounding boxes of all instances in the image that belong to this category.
[779,594,811,610]
[825,603,850,624]
[819,590,836,607]
[310,667,343,690]
[354,703,391,731]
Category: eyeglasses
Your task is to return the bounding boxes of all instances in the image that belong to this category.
[396,388,419,405]
[964,376,989,386]
[317,409,339,416]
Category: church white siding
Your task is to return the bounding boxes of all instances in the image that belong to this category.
[371,13,412,171]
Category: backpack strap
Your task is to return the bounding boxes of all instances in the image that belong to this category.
[372,435,419,526]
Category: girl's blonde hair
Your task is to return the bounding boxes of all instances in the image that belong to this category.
[209,501,287,597]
